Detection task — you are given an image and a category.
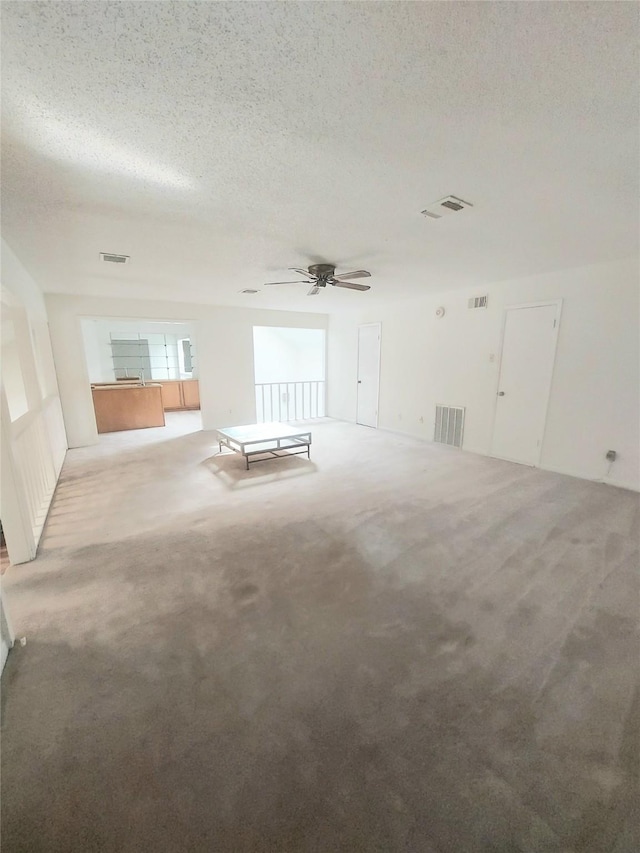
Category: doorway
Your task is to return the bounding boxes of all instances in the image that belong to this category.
[356,323,381,428]
[491,302,561,466]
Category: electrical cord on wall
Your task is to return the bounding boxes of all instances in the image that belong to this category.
[604,451,617,481]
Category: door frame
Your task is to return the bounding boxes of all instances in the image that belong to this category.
[490,300,563,467]
[356,322,381,428]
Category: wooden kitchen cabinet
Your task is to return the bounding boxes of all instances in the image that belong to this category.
[159,379,200,411]
[159,381,183,410]
[92,384,165,433]
[181,380,200,409]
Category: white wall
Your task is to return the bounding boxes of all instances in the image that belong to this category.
[253,327,325,384]
[0,587,15,675]
[45,294,328,447]
[328,258,640,492]
[1,308,30,421]
[1,240,68,563]
[81,319,110,382]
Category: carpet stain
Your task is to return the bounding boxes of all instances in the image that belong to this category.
[232,583,260,603]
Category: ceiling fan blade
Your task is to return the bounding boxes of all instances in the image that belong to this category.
[307,285,320,296]
[331,281,371,291]
[264,280,312,286]
[289,267,313,278]
[333,269,371,281]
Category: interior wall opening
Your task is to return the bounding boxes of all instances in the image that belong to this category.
[80,317,202,435]
[252,327,326,422]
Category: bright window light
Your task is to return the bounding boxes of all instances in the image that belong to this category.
[23,104,193,189]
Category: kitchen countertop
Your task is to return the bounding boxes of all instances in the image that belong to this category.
[91,383,163,390]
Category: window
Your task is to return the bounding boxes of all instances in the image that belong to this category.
[177,338,193,376]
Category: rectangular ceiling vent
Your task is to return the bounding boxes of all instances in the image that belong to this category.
[100,252,130,264]
[240,289,259,294]
[421,195,473,220]
[434,405,465,448]
[468,295,488,309]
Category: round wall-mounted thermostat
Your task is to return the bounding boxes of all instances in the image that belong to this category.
[435,306,445,318]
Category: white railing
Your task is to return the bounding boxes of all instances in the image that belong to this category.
[256,381,326,423]
[43,396,68,475]
[11,396,66,545]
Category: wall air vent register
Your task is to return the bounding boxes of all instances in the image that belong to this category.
[434,405,465,448]
[468,296,488,309]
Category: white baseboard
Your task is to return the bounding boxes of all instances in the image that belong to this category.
[348,421,640,493]
[538,462,639,493]
[333,418,640,492]
[377,425,440,444]
[605,478,640,493]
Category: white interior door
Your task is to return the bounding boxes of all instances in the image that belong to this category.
[356,323,381,428]
[491,303,560,466]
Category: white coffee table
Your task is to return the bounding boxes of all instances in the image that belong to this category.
[216,422,312,470]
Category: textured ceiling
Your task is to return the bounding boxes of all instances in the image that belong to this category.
[1,1,638,312]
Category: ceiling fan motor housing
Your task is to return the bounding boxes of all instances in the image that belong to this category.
[308,263,336,282]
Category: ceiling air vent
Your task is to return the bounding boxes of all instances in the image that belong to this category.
[240,289,259,294]
[468,295,488,309]
[100,252,130,264]
[421,196,473,219]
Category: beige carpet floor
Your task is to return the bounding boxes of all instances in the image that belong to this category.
[2,414,638,852]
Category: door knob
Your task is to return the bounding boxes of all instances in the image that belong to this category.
[498,391,505,396]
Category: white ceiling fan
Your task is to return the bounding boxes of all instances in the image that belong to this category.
[264,263,371,296]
